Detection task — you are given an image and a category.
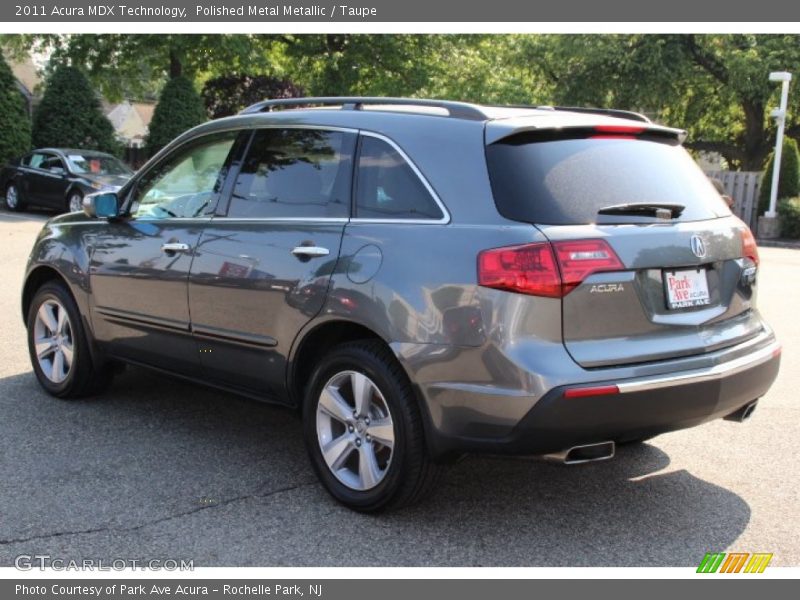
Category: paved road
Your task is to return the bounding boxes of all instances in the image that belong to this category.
[0,209,798,567]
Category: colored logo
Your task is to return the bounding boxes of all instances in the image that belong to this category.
[697,552,773,573]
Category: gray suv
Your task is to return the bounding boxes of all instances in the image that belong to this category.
[22,97,781,511]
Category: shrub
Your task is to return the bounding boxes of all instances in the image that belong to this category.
[146,76,206,157]
[758,137,800,215]
[778,197,800,239]
[202,74,304,119]
[0,53,31,165]
[32,65,118,154]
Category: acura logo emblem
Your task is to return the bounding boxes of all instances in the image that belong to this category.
[691,235,707,258]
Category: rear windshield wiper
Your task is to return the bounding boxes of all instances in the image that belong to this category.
[597,203,685,219]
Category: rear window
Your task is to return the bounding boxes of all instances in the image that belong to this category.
[486,132,731,225]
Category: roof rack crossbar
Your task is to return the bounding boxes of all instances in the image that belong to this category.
[238,96,488,120]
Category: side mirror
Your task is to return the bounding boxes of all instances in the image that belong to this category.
[83,191,120,219]
[50,166,65,176]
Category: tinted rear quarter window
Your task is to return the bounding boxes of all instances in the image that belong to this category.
[355,136,443,221]
[486,132,731,225]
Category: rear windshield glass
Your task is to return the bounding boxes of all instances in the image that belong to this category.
[486,132,731,225]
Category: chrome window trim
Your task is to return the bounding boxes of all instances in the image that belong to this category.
[126,125,451,225]
[124,217,215,224]
[251,124,360,134]
[209,217,349,224]
[352,131,451,225]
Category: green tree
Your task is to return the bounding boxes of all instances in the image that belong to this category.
[521,34,800,170]
[146,75,206,156]
[32,65,117,153]
[279,35,439,96]
[758,137,800,213]
[6,33,799,170]
[202,74,303,119]
[4,34,283,101]
[0,51,31,164]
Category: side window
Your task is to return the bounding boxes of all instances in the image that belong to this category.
[355,136,443,221]
[129,132,238,219]
[227,128,354,219]
[27,153,48,169]
[41,156,65,173]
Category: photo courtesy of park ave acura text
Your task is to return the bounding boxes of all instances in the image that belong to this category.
[0,32,798,568]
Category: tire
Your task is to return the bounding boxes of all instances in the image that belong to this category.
[5,182,24,212]
[27,281,115,399]
[66,190,84,213]
[302,340,443,512]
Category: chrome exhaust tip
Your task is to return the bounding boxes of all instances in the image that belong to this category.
[543,441,616,465]
[724,400,758,423]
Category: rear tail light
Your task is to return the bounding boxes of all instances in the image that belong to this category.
[477,242,562,298]
[478,239,624,298]
[740,226,759,266]
[551,239,625,295]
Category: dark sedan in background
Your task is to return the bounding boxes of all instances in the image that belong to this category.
[1,148,133,214]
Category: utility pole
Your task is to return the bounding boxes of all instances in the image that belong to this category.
[766,71,792,218]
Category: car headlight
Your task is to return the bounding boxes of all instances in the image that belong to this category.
[89,181,105,190]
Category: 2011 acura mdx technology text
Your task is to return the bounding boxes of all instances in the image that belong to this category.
[22,97,781,511]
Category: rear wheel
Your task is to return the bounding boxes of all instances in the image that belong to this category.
[303,340,442,512]
[27,281,114,398]
[67,190,83,213]
[5,183,24,212]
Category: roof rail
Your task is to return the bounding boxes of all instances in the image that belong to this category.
[238,96,488,121]
[551,106,651,123]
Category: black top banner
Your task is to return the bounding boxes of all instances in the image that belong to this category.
[4,0,800,22]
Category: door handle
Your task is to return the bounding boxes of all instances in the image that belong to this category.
[161,242,191,254]
[291,246,330,258]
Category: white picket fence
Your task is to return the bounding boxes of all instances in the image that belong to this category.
[705,170,763,229]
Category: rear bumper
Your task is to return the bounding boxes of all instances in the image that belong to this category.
[421,337,781,459]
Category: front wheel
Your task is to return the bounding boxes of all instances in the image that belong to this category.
[27,281,114,398]
[303,340,442,512]
[67,191,83,213]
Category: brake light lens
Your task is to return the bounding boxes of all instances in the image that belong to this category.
[478,239,624,298]
[593,125,646,135]
[552,239,625,294]
[477,242,562,298]
[740,226,759,266]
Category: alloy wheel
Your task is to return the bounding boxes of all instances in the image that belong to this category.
[33,299,74,384]
[316,370,395,491]
[6,185,18,209]
[68,193,83,213]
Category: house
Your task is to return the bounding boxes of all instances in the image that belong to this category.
[105,100,156,148]
[9,55,41,116]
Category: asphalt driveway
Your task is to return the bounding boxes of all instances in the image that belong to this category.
[0,210,798,567]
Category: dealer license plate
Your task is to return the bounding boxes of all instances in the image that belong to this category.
[664,268,710,309]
